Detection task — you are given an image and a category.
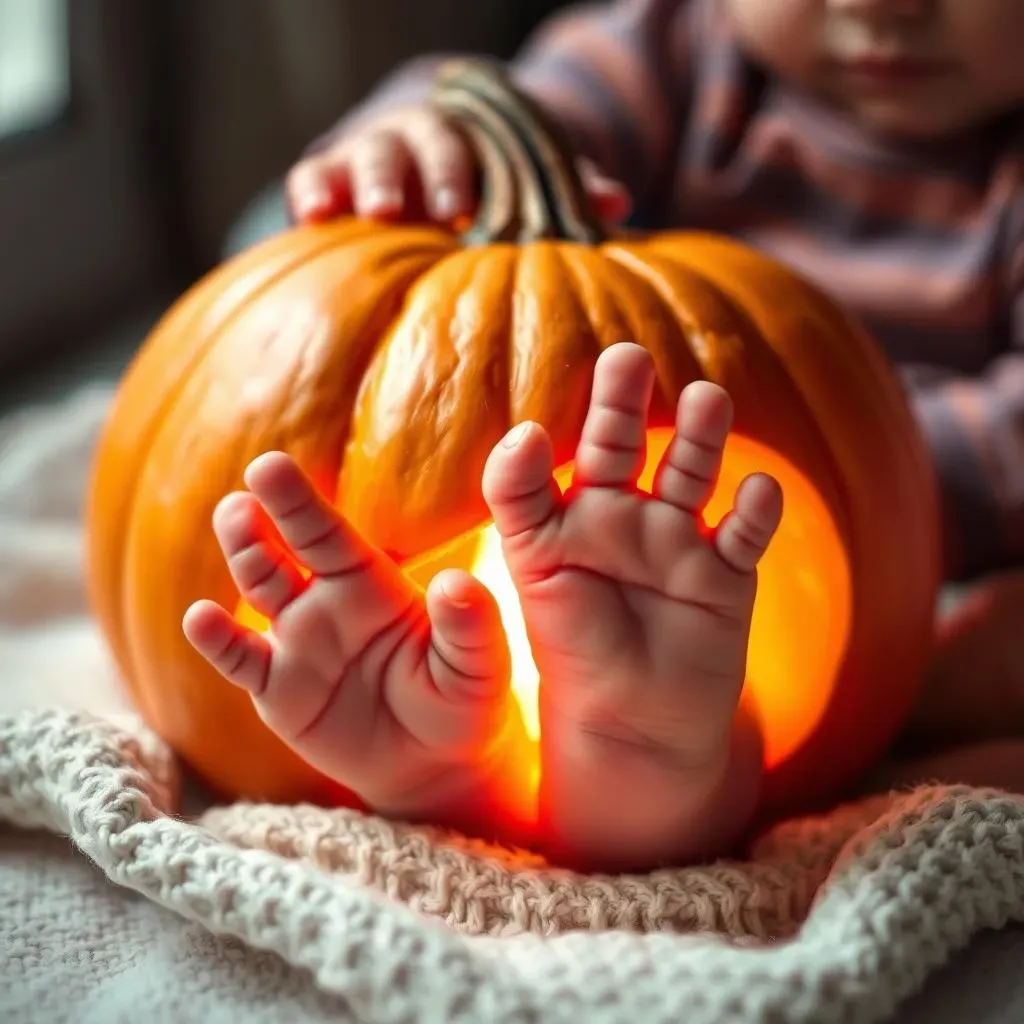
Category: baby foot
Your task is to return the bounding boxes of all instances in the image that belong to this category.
[182,453,532,835]
[481,343,783,870]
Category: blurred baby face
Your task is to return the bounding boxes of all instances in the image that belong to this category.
[726,0,1024,139]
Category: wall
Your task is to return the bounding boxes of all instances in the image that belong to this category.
[163,0,565,269]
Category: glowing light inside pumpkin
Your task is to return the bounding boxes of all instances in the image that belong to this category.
[236,427,851,780]
[467,525,541,740]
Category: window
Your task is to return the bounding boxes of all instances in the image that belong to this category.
[0,0,169,366]
[0,0,71,140]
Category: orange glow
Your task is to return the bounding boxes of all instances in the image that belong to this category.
[237,428,851,783]
[675,429,852,767]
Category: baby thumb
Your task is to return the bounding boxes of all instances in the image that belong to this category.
[425,569,510,699]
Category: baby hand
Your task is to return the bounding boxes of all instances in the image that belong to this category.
[286,102,630,226]
[182,453,531,834]
[481,343,783,870]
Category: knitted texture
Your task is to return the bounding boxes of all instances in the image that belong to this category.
[3,707,1024,1024]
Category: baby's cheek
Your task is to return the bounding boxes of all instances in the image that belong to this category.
[952,7,1024,107]
[723,0,822,84]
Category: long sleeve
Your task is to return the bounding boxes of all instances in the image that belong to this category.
[509,0,691,214]
[305,0,693,216]
[902,232,1024,581]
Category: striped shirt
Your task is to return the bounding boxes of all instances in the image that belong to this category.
[323,0,1024,581]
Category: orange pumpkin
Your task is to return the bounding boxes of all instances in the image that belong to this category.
[86,60,941,818]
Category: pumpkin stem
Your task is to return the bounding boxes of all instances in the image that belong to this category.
[430,58,607,245]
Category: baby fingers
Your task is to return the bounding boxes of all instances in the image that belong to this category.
[653,379,732,516]
[287,106,476,225]
[425,569,510,699]
[482,421,563,581]
[714,474,783,573]
[242,452,374,581]
[212,491,306,620]
[573,342,655,489]
[400,108,476,220]
[182,600,272,694]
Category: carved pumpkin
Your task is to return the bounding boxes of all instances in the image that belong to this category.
[86,60,941,818]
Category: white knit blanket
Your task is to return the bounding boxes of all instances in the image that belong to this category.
[3,385,1024,1024]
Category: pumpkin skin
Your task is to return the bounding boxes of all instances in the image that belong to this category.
[85,61,941,817]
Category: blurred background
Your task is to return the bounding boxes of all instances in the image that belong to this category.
[0,0,567,411]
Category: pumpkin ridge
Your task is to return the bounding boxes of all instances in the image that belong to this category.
[602,244,742,370]
[87,228,347,686]
[504,246,523,431]
[303,242,458,507]
[115,231,448,699]
[508,245,598,455]
[560,244,702,423]
[648,234,935,483]
[101,231,368,702]
[410,250,494,470]
[334,245,518,557]
[352,248,489,480]
[602,242,855,533]
[644,237,936,549]
[557,245,672,426]
[556,246,639,355]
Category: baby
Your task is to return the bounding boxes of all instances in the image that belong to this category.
[183,0,1024,872]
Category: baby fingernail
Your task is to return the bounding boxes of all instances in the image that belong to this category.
[433,187,460,219]
[502,423,530,448]
[296,189,332,221]
[440,577,472,608]
[364,185,402,213]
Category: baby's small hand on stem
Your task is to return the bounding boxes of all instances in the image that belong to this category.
[286,104,630,226]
